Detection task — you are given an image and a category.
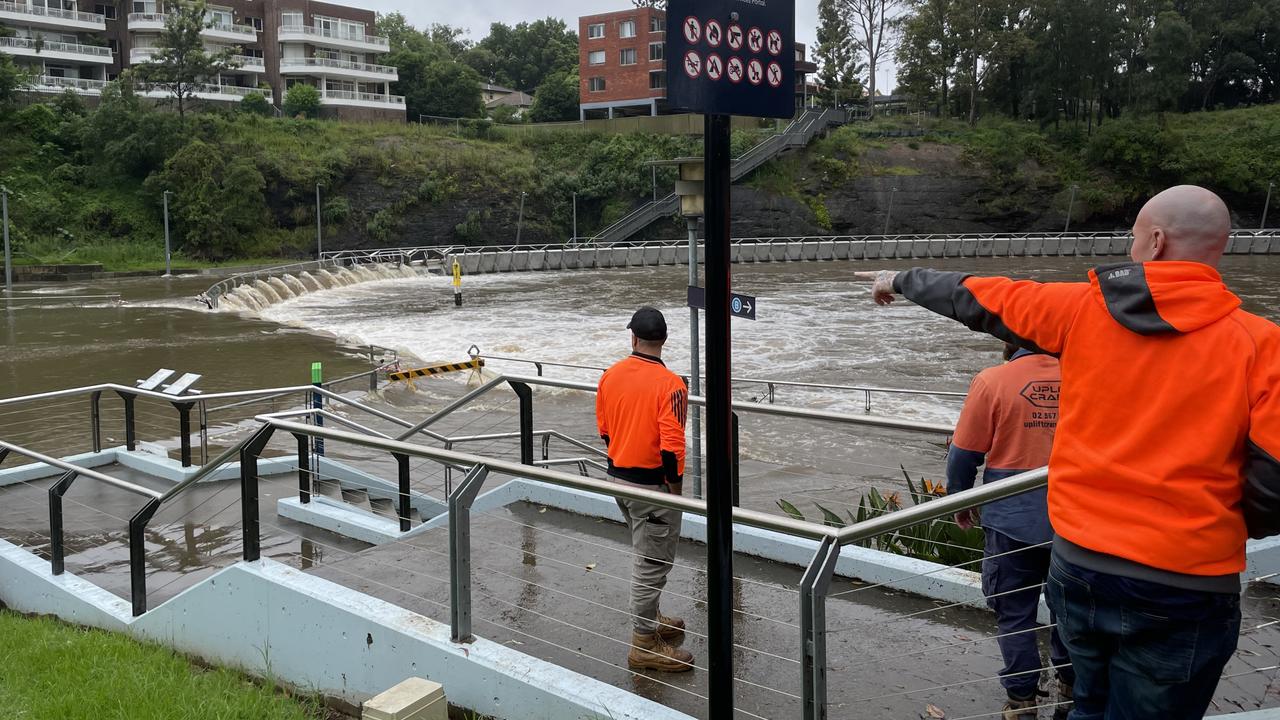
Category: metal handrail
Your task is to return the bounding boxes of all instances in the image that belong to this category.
[0,35,112,57]
[0,0,105,23]
[281,56,397,75]
[277,23,390,48]
[0,440,161,498]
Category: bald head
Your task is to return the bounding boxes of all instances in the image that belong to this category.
[1131,185,1232,266]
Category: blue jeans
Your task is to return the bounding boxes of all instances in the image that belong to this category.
[1045,552,1241,720]
[983,530,1074,698]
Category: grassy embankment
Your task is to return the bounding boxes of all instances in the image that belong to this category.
[748,105,1280,230]
[0,610,327,720]
[0,90,772,271]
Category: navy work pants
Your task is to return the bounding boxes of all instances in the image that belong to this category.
[983,530,1073,698]
[1045,552,1241,720]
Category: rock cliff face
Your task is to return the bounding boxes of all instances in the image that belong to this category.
[325,135,1123,251]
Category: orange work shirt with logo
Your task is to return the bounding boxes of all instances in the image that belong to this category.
[596,353,688,485]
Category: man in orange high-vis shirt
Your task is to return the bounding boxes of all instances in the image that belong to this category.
[597,306,693,673]
[949,344,1073,719]
[856,185,1280,720]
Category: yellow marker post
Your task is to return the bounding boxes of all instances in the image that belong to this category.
[452,259,463,307]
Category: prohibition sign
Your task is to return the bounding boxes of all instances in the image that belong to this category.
[682,16,701,44]
[766,61,783,88]
[705,19,723,47]
[683,50,703,79]
[747,26,764,53]
[727,23,743,50]
[767,29,783,56]
[706,53,724,81]
[726,56,745,84]
[747,58,764,86]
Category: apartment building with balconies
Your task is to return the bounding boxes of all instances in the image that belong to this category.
[0,0,403,121]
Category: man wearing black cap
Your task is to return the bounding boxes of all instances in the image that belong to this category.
[596,306,694,673]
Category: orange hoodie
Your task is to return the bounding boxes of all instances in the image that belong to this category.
[895,262,1280,585]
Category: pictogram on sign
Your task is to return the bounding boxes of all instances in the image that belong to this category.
[727,56,744,84]
[683,16,701,44]
[706,53,724,81]
[766,61,783,88]
[705,19,722,47]
[747,58,764,86]
[727,23,743,50]
[684,50,703,79]
[747,26,764,53]
[767,29,783,56]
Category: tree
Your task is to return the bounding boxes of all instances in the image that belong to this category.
[468,19,578,92]
[815,0,864,106]
[131,0,239,118]
[632,0,667,6]
[894,0,957,115]
[416,60,484,118]
[240,91,272,117]
[0,54,31,107]
[843,0,904,118]
[283,83,321,118]
[147,139,267,260]
[529,70,579,122]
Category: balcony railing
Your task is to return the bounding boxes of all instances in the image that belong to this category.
[281,56,396,76]
[0,0,106,25]
[278,24,389,50]
[229,54,265,70]
[129,47,265,71]
[35,75,109,93]
[323,89,405,105]
[0,35,112,57]
[128,12,257,37]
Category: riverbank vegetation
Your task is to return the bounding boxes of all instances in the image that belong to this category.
[0,610,327,719]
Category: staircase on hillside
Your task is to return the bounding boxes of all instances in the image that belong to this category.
[578,108,846,246]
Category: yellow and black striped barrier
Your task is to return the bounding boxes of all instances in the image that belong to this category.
[388,358,485,383]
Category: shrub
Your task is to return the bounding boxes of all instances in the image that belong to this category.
[240,91,273,117]
[283,84,321,119]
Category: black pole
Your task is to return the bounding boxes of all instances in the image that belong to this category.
[396,452,411,532]
[295,433,311,504]
[175,402,194,468]
[118,391,137,451]
[48,471,77,576]
[704,112,735,720]
[90,391,102,453]
[129,498,161,616]
[239,426,276,562]
[731,411,741,508]
[508,381,534,466]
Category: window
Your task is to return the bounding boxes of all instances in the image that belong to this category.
[107,38,118,54]
[587,23,604,39]
[619,48,636,65]
[208,8,232,26]
[588,77,606,92]
[619,20,635,38]
[242,47,263,58]
[247,16,263,31]
[281,11,303,27]
[650,15,665,33]
[588,50,605,65]
[47,66,66,78]
[132,1,154,13]
[649,71,665,90]
[94,4,117,19]
[649,42,663,61]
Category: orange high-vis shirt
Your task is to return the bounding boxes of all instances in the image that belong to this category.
[596,353,688,484]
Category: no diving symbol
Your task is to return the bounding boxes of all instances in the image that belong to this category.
[747,27,764,53]
[766,61,783,88]
[747,58,763,86]
[705,20,722,47]
[727,56,744,83]
[683,50,702,79]
[767,30,783,56]
[683,16,701,44]
[706,54,723,81]
[727,24,743,50]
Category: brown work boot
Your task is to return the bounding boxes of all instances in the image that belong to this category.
[656,613,686,643]
[1053,677,1074,720]
[1002,693,1038,720]
[628,631,695,673]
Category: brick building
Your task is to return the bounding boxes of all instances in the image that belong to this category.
[0,0,404,121]
[578,6,817,120]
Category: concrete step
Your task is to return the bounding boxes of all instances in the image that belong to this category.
[340,487,370,507]
[314,478,343,499]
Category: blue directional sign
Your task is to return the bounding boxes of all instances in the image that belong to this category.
[666,0,796,119]
[688,285,757,320]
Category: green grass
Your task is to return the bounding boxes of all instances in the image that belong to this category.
[0,611,326,720]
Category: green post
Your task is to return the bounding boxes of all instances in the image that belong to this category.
[311,362,324,456]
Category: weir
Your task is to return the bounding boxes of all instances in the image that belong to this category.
[0,365,1276,720]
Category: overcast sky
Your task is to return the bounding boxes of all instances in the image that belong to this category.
[357,1,822,51]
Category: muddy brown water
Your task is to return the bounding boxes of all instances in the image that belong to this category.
[2,259,1279,718]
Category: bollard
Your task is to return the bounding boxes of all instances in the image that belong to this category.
[311,362,324,458]
[452,259,463,307]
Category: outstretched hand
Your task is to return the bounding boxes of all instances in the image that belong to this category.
[853,270,899,306]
